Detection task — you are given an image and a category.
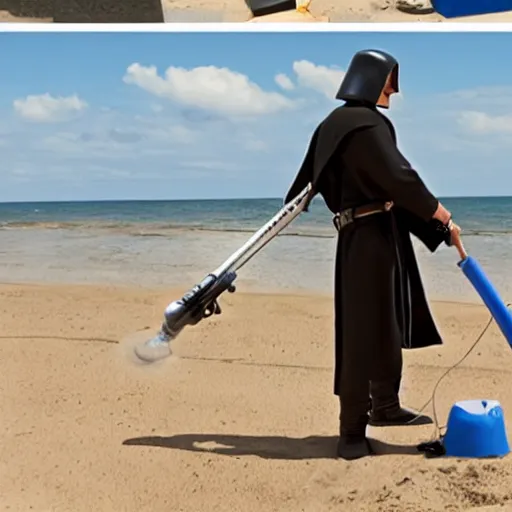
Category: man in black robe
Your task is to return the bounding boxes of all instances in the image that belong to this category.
[284,49,461,460]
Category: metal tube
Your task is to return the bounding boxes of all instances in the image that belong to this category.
[212,183,313,276]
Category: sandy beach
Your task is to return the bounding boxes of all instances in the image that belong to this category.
[5,0,512,22]
[161,0,512,22]
[0,11,50,22]
[1,281,512,511]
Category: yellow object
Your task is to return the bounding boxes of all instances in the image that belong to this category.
[296,0,311,12]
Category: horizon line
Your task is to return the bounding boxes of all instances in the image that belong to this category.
[1,194,511,205]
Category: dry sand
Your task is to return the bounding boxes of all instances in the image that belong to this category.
[1,282,512,511]
[0,10,50,21]
[160,0,512,23]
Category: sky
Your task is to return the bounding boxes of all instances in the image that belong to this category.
[1,31,512,202]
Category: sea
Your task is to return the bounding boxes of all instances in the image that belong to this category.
[0,196,511,303]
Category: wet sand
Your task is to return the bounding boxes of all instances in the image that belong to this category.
[1,283,511,511]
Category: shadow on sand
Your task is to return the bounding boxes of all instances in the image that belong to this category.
[123,434,421,460]
[0,335,118,344]
[53,0,164,22]
[0,0,165,22]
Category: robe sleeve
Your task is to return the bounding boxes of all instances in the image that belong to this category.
[346,124,439,222]
[393,207,446,253]
[283,125,321,206]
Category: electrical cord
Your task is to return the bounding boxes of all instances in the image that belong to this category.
[407,302,512,443]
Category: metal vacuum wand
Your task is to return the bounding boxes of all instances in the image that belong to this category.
[133,183,314,362]
[161,270,237,340]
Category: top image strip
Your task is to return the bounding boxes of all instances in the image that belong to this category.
[3,0,512,22]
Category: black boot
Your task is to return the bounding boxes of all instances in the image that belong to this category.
[337,398,373,460]
[337,434,373,460]
[370,406,433,426]
[368,379,433,427]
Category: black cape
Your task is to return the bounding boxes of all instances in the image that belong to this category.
[285,104,444,394]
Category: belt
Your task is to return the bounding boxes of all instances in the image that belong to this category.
[333,201,394,232]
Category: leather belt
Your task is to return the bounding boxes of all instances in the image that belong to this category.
[333,201,394,232]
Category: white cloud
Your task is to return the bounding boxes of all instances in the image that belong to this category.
[13,93,87,122]
[244,139,268,152]
[443,86,512,106]
[169,125,197,144]
[272,61,345,99]
[39,132,83,153]
[40,131,127,158]
[275,73,295,91]
[133,122,198,145]
[123,63,294,117]
[292,60,345,98]
[457,111,512,134]
[180,159,236,171]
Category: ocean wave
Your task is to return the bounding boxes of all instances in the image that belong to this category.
[129,227,336,239]
[0,220,333,238]
[0,220,127,230]
[0,220,511,239]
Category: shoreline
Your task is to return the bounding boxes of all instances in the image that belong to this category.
[1,226,511,305]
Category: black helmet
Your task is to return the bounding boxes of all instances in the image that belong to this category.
[335,49,399,106]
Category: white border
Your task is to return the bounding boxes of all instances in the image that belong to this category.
[1,22,512,32]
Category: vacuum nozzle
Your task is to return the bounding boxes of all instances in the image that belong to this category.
[133,272,237,363]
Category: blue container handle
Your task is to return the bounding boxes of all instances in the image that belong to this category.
[458,256,512,348]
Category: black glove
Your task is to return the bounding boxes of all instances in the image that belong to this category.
[429,218,452,246]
